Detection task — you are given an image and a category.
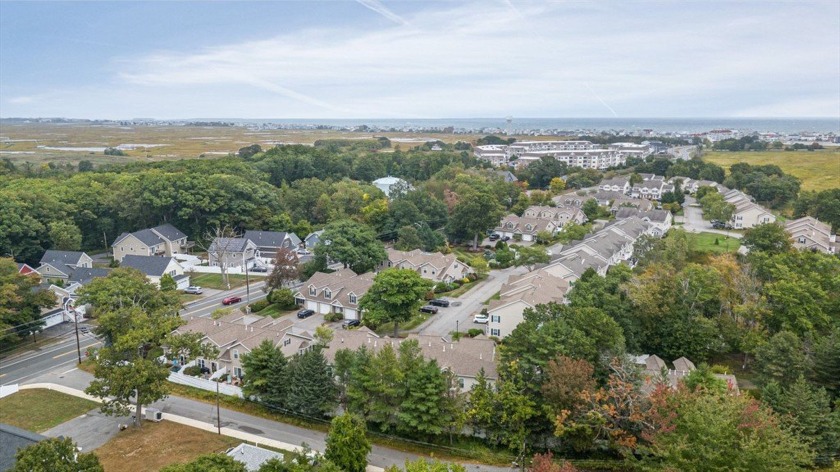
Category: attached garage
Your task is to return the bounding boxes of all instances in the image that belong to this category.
[306,300,318,311]
[344,308,358,320]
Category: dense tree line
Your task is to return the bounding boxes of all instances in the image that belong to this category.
[723,162,801,208]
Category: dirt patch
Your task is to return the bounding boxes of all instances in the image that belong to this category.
[95,420,239,472]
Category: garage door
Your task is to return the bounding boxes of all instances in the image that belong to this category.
[522,234,533,242]
[306,301,318,311]
[344,309,358,320]
[318,303,330,315]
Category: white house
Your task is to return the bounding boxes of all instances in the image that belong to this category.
[380,248,473,283]
[785,217,837,254]
[486,269,570,339]
[372,176,411,199]
[120,255,190,289]
[294,269,374,321]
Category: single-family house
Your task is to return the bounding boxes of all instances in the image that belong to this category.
[610,197,655,214]
[112,224,191,262]
[486,269,570,339]
[295,269,374,321]
[16,263,38,276]
[208,237,259,269]
[121,255,190,289]
[304,230,324,249]
[552,192,588,207]
[785,216,837,254]
[226,444,285,471]
[380,248,473,283]
[35,250,93,281]
[243,231,302,261]
[1,423,49,471]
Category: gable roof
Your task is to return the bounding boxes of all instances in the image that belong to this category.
[208,237,254,253]
[39,250,87,267]
[67,267,111,285]
[227,443,284,471]
[152,223,187,241]
[243,230,301,249]
[121,255,177,276]
[1,423,48,472]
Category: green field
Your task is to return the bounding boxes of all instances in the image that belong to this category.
[703,149,840,192]
[686,231,740,254]
[0,389,99,432]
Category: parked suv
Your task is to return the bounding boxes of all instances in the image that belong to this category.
[419,305,439,314]
[428,299,450,307]
[184,286,203,295]
[488,233,500,241]
[297,309,315,319]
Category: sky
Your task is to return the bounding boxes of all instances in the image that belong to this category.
[1,0,839,120]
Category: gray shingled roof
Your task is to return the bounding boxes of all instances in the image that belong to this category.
[152,223,187,241]
[121,255,174,276]
[227,443,284,471]
[209,237,252,253]
[67,267,111,285]
[1,423,48,471]
[244,230,301,249]
[39,250,86,266]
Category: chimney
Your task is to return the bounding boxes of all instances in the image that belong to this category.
[341,337,344,344]
[479,352,483,360]
[442,345,445,352]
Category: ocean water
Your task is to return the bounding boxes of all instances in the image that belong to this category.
[237,117,840,134]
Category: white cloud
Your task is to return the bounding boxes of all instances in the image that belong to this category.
[4,1,839,118]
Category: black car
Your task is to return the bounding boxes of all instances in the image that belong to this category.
[428,299,450,307]
[419,305,439,314]
[500,236,511,242]
[297,309,315,319]
[342,319,361,329]
[711,221,727,229]
[250,265,268,273]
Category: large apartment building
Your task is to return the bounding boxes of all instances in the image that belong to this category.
[474,140,651,170]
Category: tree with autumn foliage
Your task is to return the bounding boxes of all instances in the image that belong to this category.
[529,452,577,472]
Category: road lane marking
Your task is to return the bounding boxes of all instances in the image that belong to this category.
[53,351,75,359]
[59,367,78,376]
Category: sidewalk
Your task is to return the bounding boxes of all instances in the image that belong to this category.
[20,382,386,472]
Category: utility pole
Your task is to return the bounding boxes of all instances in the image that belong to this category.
[216,381,221,435]
[74,310,82,364]
[455,320,459,339]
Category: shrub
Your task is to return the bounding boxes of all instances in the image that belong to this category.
[467,273,478,281]
[467,328,484,337]
[461,277,470,284]
[710,364,731,374]
[424,290,436,300]
[269,288,297,309]
[325,312,343,322]
[249,299,270,313]
[183,365,203,377]
[212,308,232,319]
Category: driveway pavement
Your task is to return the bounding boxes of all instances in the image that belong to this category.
[678,197,743,239]
[417,266,527,337]
[42,408,131,452]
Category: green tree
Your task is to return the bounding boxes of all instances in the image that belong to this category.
[397,340,455,437]
[549,177,566,195]
[324,413,371,472]
[581,199,601,221]
[13,437,103,472]
[241,339,288,406]
[0,258,55,344]
[285,348,336,417]
[82,271,214,428]
[742,223,792,254]
[360,268,432,337]
[642,390,814,471]
[513,245,550,271]
[699,191,735,222]
[347,345,401,430]
[299,253,329,281]
[395,225,423,251]
[385,459,467,472]
[754,331,811,386]
[445,189,504,250]
[315,219,386,273]
[48,221,82,251]
[160,453,247,472]
[763,377,840,467]
[159,273,177,292]
[811,328,840,399]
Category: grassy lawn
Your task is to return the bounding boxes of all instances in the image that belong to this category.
[703,149,840,192]
[483,291,501,305]
[179,293,202,304]
[0,389,99,433]
[188,273,260,290]
[257,303,296,318]
[443,275,487,298]
[95,420,240,472]
[686,232,740,254]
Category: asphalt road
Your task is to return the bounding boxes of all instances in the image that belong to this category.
[417,265,527,337]
[0,329,101,386]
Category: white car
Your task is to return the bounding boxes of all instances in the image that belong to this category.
[473,314,489,324]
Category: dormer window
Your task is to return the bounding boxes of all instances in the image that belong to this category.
[309,286,316,296]
[349,293,357,304]
[324,288,332,299]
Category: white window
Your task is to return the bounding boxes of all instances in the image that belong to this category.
[309,286,316,296]
[349,294,357,304]
[234,367,243,378]
[233,349,239,359]
[490,329,500,337]
[491,315,501,323]
[458,378,465,389]
[798,237,806,243]
[324,288,332,299]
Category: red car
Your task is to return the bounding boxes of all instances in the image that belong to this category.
[222,296,242,305]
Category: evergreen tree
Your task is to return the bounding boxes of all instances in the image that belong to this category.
[811,328,840,400]
[397,341,452,437]
[325,413,371,472]
[241,339,288,407]
[285,349,337,417]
